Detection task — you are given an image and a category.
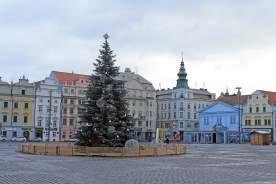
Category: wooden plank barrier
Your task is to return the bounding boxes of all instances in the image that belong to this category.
[17,143,186,157]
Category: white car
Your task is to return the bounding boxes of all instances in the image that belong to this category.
[31,137,42,142]
[15,137,27,142]
[64,138,79,142]
[0,136,7,141]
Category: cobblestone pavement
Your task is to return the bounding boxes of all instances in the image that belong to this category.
[1,143,276,184]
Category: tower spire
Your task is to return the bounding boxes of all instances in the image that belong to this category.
[175,56,189,89]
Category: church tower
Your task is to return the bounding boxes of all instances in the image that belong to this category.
[175,57,189,89]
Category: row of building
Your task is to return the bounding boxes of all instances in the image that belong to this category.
[1,58,276,143]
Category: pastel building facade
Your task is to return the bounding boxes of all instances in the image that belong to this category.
[198,101,241,144]
[0,76,35,140]
[242,90,276,143]
[116,71,157,142]
[156,58,216,142]
[50,71,90,141]
[34,77,62,142]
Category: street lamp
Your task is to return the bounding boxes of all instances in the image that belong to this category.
[236,87,242,144]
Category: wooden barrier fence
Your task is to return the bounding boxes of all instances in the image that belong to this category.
[17,143,186,157]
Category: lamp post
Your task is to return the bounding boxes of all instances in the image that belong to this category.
[236,87,242,144]
[48,90,52,142]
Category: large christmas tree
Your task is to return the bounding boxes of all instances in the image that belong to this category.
[77,34,133,147]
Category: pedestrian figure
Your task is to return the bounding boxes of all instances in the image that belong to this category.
[165,137,170,144]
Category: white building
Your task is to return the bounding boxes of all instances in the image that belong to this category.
[156,58,215,142]
[34,77,62,142]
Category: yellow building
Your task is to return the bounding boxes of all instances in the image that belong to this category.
[0,76,35,140]
[243,90,276,143]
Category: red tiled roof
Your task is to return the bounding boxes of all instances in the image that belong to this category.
[217,95,249,105]
[52,71,90,83]
[260,90,276,104]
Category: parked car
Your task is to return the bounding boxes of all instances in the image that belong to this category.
[31,137,42,142]
[64,138,79,142]
[0,136,7,142]
[14,137,27,142]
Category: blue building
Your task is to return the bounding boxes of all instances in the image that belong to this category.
[198,101,241,144]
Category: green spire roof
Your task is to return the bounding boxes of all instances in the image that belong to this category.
[175,57,189,89]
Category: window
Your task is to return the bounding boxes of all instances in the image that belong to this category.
[265,119,271,126]
[64,98,68,104]
[63,108,67,114]
[174,103,176,109]
[71,89,74,94]
[3,115,7,123]
[64,88,68,94]
[14,102,18,109]
[180,112,184,118]
[180,102,184,111]
[231,116,236,124]
[187,112,190,119]
[263,106,266,113]
[138,121,142,127]
[70,108,74,114]
[174,112,176,119]
[46,118,50,127]
[63,119,67,126]
[132,110,135,117]
[69,119,74,126]
[38,120,42,127]
[13,131,17,137]
[53,132,56,137]
[150,111,152,117]
[204,117,209,125]
[249,107,252,113]
[161,104,163,110]
[194,113,197,120]
[21,90,25,95]
[188,104,191,109]
[180,122,184,128]
[53,120,57,127]
[13,116,17,123]
[146,121,149,127]
[255,119,261,126]
[3,102,8,108]
[217,117,222,124]
[47,106,50,113]
[38,105,43,112]
[245,120,251,126]
[256,107,259,113]
[53,106,58,113]
[70,99,74,105]
[24,103,28,109]
[24,116,28,123]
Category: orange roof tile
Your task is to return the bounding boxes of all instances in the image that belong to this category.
[260,90,276,104]
[52,71,90,83]
[217,94,248,105]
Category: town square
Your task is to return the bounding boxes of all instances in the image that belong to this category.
[1,1,276,184]
[1,143,276,184]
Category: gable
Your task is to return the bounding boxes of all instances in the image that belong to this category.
[200,102,238,114]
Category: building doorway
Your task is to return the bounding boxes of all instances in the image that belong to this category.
[212,133,216,143]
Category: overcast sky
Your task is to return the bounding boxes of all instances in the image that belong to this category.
[1,0,276,96]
